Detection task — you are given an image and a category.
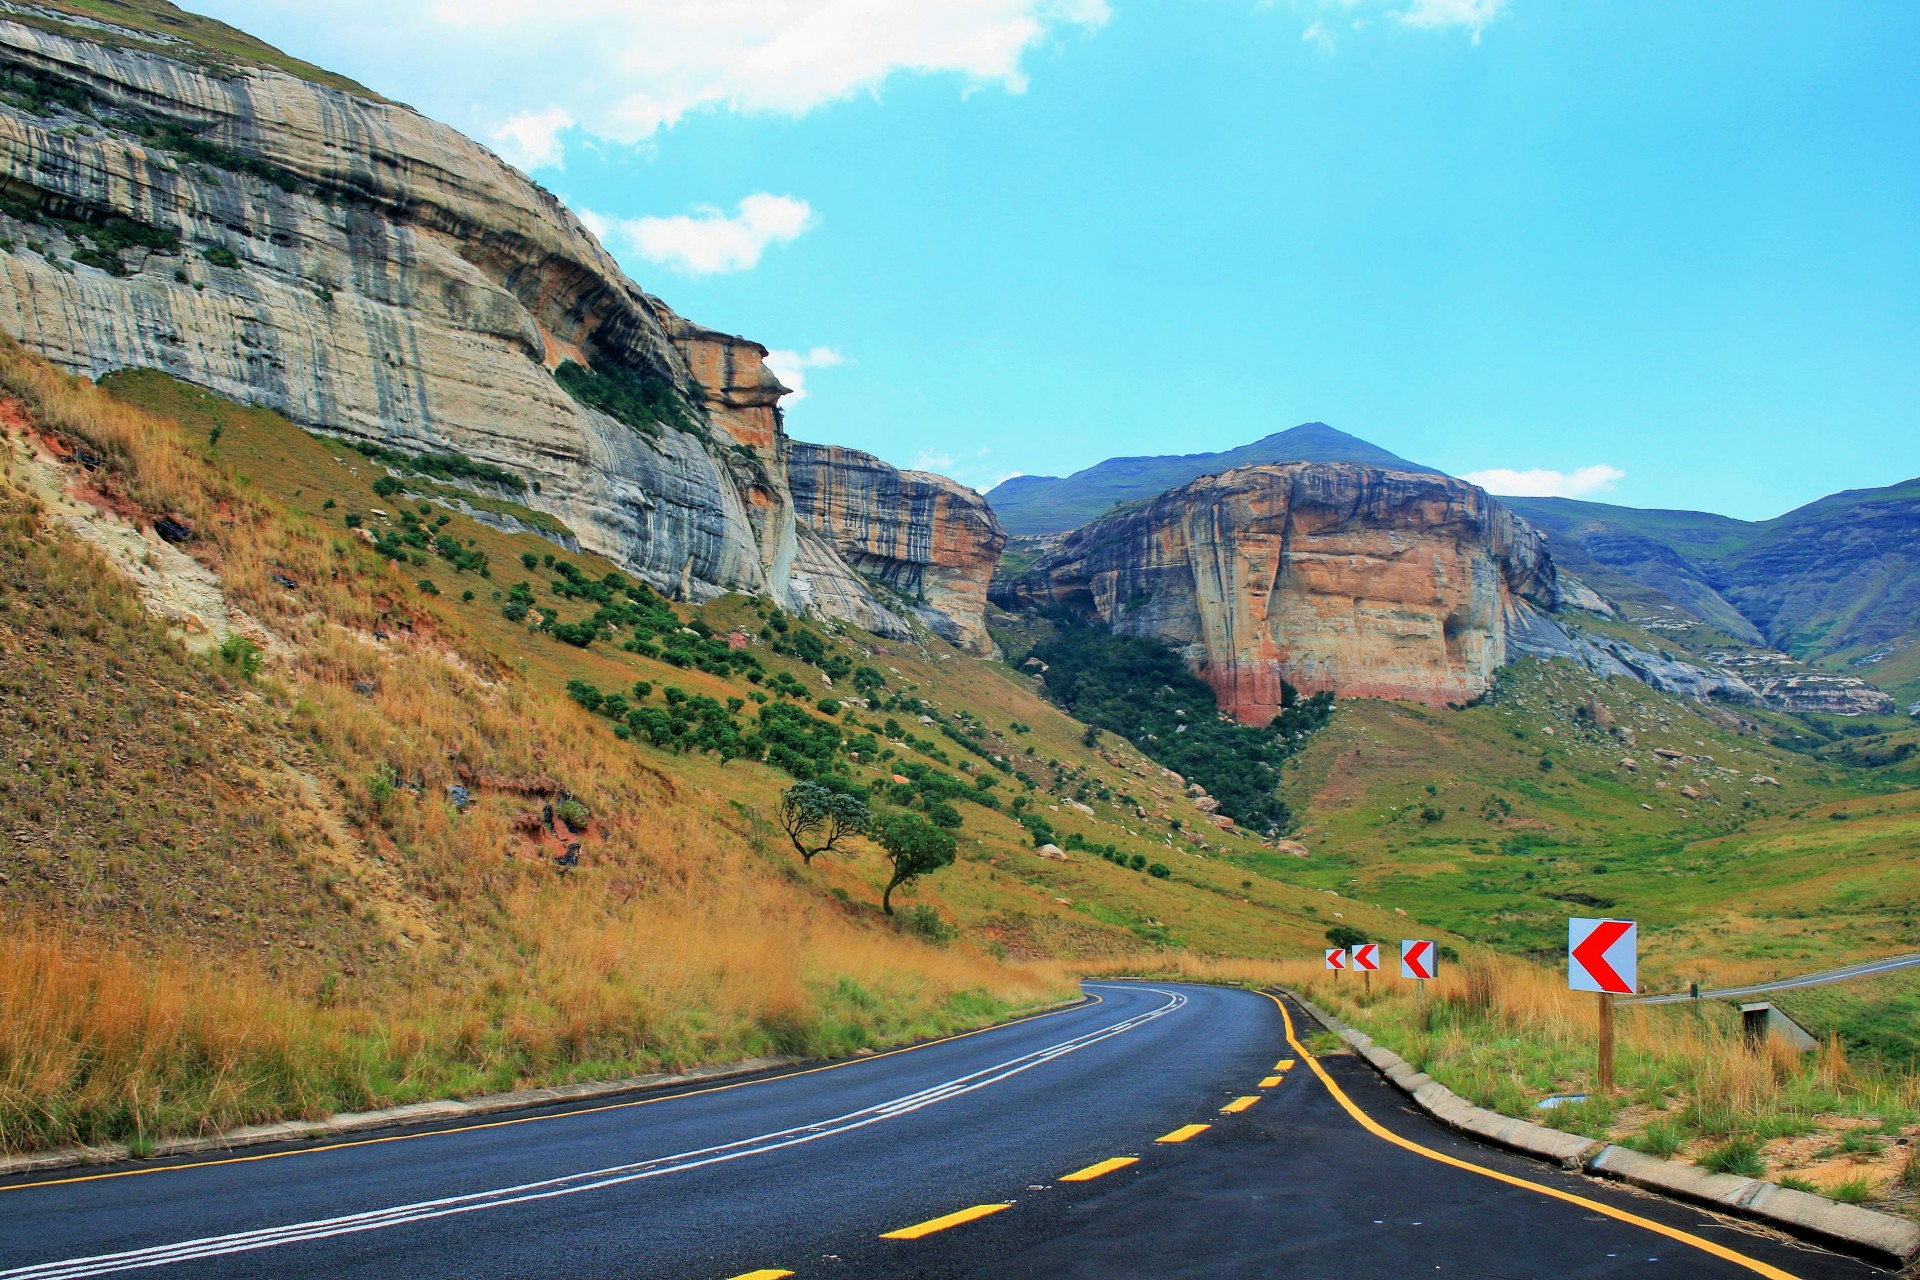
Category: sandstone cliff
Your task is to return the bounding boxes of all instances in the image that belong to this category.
[788,442,1007,655]
[0,6,999,647]
[995,463,1561,720]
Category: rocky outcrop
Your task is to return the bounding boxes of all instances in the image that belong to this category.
[996,463,1559,720]
[1707,650,1896,717]
[787,442,1007,654]
[0,7,1003,643]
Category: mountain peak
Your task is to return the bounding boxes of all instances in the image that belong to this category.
[987,423,1438,535]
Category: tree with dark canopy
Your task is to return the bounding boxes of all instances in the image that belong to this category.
[776,782,870,864]
[874,811,958,915]
[1324,923,1368,951]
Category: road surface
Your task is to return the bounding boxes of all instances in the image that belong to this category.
[0,982,1886,1279]
[1627,953,1920,1006]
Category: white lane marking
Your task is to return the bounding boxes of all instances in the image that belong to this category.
[4,988,1186,1278]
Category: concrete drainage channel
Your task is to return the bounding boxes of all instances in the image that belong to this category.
[1281,988,1920,1270]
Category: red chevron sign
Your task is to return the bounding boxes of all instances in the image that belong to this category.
[1351,943,1379,971]
[1401,940,1436,981]
[1324,948,1348,971]
[1569,918,1637,995]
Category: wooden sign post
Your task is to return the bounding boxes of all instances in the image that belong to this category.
[1569,918,1637,1095]
[1597,991,1615,1093]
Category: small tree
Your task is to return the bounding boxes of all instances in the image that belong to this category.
[1324,923,1367,951]
[777,782,869,865]
[874,811,957,915]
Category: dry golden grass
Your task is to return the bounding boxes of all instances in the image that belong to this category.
[0,340,1070,1153]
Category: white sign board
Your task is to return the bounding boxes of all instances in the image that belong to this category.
[1569,918,1637,995]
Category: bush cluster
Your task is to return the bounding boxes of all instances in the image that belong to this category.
[1026,612,1333,836]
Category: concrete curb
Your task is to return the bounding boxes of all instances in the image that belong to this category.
[0,994,1092,1180]
[1277,988,1920,1270]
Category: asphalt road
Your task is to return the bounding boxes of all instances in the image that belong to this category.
[0,983,1888,1280]
[1628,953,1920,1005]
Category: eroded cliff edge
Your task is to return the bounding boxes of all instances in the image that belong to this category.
[0,6,999,648]
[788,442,1007,655]
[995,463,1562,720]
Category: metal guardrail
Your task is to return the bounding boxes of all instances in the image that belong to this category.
[1622,952,1920,1005]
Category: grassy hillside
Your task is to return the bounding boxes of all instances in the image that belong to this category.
[986,423,1439,535]
[0,346,1426,1154]
[1272,655,1920,991]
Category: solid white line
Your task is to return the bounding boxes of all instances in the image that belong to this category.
[3,988,1187,1279]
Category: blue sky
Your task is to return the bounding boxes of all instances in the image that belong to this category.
[196,1,1916,520]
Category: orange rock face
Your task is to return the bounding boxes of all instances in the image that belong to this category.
[660,316,786,453]
[997,463,1559,721]
[787,442,1008,655]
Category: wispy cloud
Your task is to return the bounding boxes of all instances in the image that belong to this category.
[1465,464,1625,499]
[912,449,958,473]
[587,194,816,276]
[1284,0,1509,50]
[233,1,1111,169]
[763,346,849,405]
[489,106,573,171]
[1397,0,1508,42]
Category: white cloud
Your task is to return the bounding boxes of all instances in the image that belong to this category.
[589,194,816,276]
[912,449,958,473]
[1465,464,1626,499]
[489,106,573,171]
[763,345,849,405]
[1287,0,1506,49]
[1396,0,1507,41]
[216,1,1110,169]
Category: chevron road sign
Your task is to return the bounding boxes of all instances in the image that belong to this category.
[1400,940,1436,981]
[1324,948,1348,971]
[1569,917,1638,1092]
[1569,918,1638,995]
[1351,943,1379,971]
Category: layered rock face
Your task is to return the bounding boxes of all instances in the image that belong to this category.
[0,8,999,647]
[996,464,1560,720]
[788,442,1007,655]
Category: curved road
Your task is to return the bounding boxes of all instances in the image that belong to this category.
[0,983,1887,1279]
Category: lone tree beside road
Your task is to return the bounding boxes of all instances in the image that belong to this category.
[777,782,870,864]
[1325,923,1367,951]
[875,811,957,915]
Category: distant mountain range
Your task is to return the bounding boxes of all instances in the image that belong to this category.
[986,423,1438,536]
[985,425,1920,706]
[1510,480,1920,703]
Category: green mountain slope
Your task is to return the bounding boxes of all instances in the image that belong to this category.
[987,423,1439,535]
[1511,480,1920,703]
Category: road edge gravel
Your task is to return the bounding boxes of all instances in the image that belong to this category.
[1277,987,1920,1270]
[0,995,1091,1180]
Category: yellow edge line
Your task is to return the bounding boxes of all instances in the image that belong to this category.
[1259,1075,1283,1088]
[1258,991,1803,1280]
[880,1202,1013,1240]
[725,1271,794,1279]
[4,995,1105,1194]
[1060,1156,1138,1182]
[1221,1095,1260,1114]
[1156,1124,1210,1143]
